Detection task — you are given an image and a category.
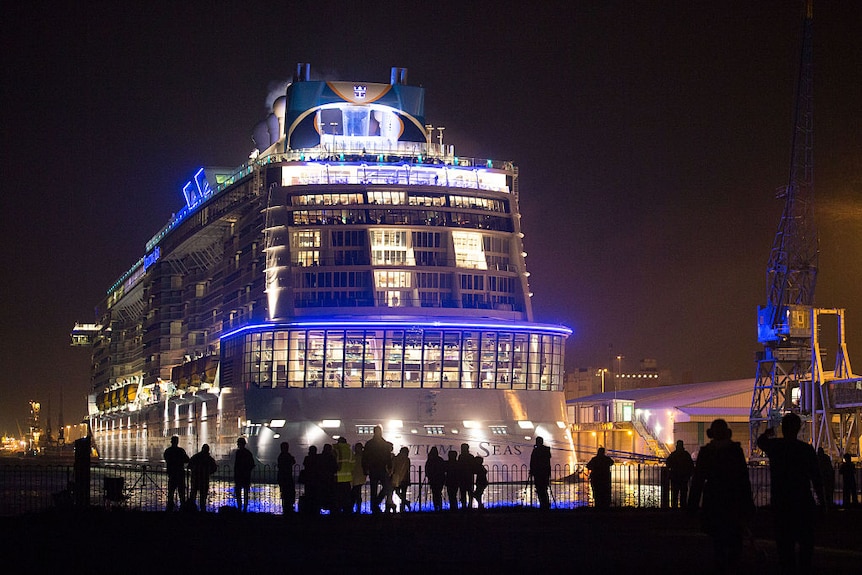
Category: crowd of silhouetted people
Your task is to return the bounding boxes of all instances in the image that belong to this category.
[160,417,860,572]
[161,426,566,516]
[285,425,494,515]
[683,415,859,574]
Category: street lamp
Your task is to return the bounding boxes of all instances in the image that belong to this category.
[596,368,608,394]
[616,355,624,390]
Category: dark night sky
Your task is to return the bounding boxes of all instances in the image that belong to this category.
[1,1,860,435]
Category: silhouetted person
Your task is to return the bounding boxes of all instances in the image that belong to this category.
[334,436,354,514]
[362,425,392,514]
[445,450,460,511]
[233,437,255,512]
[666,439,694,509]
[587,447,614,509]
[351,442,366,514]
[391,446,411,512]
[187,443,217,512]
[457,443,476,510]
[319,443,339,512]
[839,454,857,508]
[163,435,189,511]
[816,447,835,509]
[277,441,296,514]
[300,445,321,514]
[425,446,446,511]
[757,413,823,574]
[382,441,396,512]
[689,419,753,573]
[473,456,489,509]
[529,436,552,510]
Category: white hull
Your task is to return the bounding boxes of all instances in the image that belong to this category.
[91,386,576,469]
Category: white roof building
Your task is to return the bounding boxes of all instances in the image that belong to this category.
[567,379,755,461]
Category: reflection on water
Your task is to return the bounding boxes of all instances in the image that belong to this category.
[1,462,670,515]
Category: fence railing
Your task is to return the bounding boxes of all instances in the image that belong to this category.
[0,460,856,517]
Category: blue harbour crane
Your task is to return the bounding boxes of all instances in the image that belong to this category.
[749,0,862,459]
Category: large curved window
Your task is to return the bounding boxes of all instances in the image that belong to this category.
[236,326,565,392]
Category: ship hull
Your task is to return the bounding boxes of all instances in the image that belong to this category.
[91,386,576,469]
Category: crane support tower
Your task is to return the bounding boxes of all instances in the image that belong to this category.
[749,0,862,459]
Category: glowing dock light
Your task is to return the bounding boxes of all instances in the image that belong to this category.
[320,419,341,428]
[270,419,286,428]
[517,420,534,429]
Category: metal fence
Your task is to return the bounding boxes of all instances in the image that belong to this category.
[0,460,856,517]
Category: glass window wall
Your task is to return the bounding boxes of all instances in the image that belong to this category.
[238,327,565,392]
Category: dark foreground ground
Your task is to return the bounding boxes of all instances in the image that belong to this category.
[3,506,860,574]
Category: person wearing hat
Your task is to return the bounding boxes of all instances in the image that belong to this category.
[688,419,753,573]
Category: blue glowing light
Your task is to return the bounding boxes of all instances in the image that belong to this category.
[182,167,213,210]
[143,246,160,271]
[221,319,572,341]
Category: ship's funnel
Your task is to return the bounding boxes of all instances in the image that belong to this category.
[273,95,286,141]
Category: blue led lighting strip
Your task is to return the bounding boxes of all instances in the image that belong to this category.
[221,319,572,341]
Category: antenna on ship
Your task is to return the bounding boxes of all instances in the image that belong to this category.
[390,66,408,85]
[294,62,310,83]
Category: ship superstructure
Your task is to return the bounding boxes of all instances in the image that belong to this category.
[74,65,573,467]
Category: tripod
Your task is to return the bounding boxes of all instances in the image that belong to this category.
[129,464,165,509]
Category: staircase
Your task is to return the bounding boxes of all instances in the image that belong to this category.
[631,417,671,459]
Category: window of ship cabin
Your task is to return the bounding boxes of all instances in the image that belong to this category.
[452,231,487,269]
[370,229,407,246]
[374,270,411,290]
[332,231,368,265]
[331,230,366,247]
[293,250,319,267]
[448,195,504,212]
[408,194,445,207]
[287,331,306,388]
[367,190,406,205]
[292,193,363,206]
[460,331,480,388]
[292,230,320,248]
[412,231,441,248]
[383,330,404,386]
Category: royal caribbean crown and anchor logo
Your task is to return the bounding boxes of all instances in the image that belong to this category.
[353,84,367,99]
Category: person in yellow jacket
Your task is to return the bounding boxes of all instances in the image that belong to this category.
[334,436,354,514]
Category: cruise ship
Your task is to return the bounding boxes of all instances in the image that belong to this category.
[72,64,574,469]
